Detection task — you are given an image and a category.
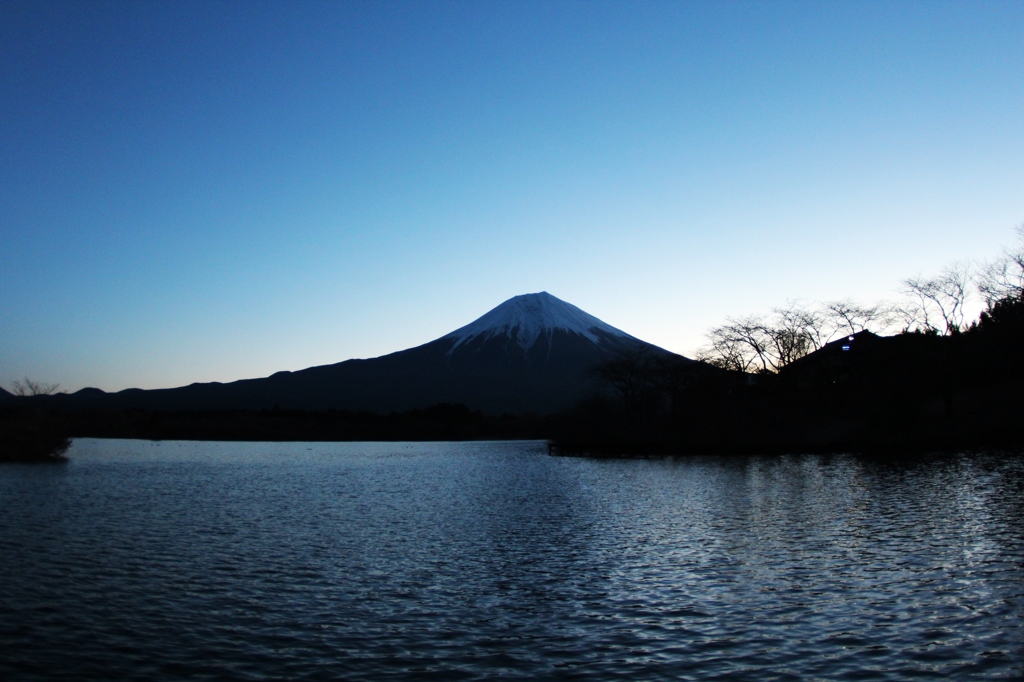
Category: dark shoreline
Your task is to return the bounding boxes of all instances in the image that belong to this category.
[5,291,1023,461]
[0,412,71,463]
[0,404,549,461]
[3,395,1022,462]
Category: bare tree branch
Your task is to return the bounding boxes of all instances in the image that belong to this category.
[698,305,824,374]
[11,377,61,397]
[898,262,972,335]
[770,301,824,363]
[821,299,895,337]
[977,224,1024,307]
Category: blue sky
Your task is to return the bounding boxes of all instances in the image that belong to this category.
[2,0,1022,392]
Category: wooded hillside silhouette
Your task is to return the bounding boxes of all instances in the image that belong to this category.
[554,226,1024,455]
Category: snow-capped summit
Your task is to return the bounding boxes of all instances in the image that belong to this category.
[445,291,635,351]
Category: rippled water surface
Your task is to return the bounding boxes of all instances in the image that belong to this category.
[2,441,1023,680]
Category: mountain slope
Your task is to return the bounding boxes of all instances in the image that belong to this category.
[56,292,684,415]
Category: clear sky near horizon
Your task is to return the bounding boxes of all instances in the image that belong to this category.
[2,1,1023,392]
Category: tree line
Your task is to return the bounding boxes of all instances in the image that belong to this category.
[695,226,1024,374]
[575,224,1024,451]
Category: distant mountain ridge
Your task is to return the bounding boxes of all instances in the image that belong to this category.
[43,292,685,415]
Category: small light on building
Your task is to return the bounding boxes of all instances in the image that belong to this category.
[842,345,851,351]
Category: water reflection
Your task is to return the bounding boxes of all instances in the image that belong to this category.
[1,441,1021,679]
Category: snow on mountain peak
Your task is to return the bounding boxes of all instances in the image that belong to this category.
[444,292,634,351]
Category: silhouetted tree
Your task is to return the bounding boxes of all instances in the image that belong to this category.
[593,348,664,424]
[897,262,971,334]
[696,319,761,373]
[821,299,895,336]
[2,378,69,462]
[769,302,825,366]
[977,224,1024,307]
[697,303,827,374]
[11,377,61,397]
[698,315,774,373]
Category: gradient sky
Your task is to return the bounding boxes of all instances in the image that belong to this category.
[3,0,1023,392]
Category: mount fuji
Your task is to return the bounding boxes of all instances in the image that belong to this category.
[61,292,685,415]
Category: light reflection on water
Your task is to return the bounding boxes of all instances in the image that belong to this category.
[1,440,1022,680]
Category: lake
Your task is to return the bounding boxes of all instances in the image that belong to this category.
[1,440,1022,680]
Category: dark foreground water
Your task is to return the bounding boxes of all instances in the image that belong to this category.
[1,441,1023,680]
